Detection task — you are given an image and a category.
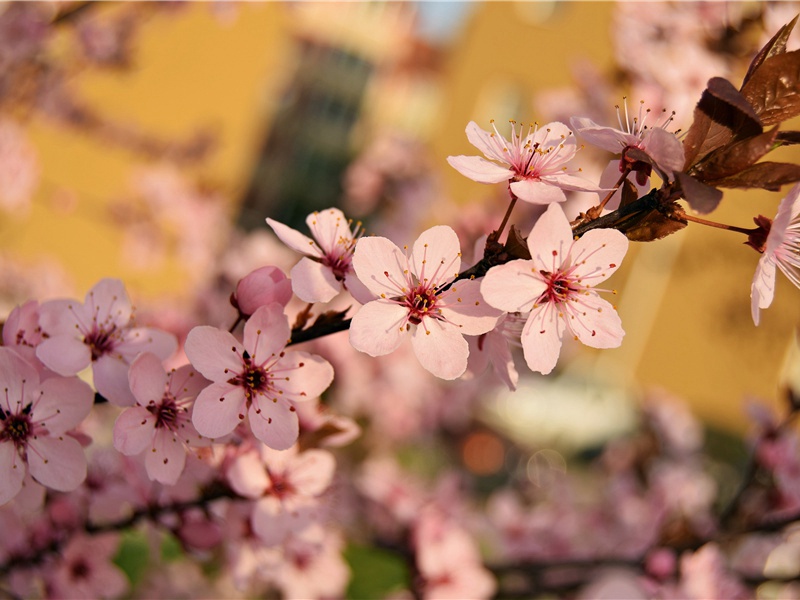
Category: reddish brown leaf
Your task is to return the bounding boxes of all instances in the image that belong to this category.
[741,50,800,126]
[504,224,531,260]
[612,202,687,242]
[742,14,798,86]
[692,126,779,181]
[682,78,762,169]
[618,178,638,209]
[776,131,800,146]
[675,172,723,214]
[708,161,800,190]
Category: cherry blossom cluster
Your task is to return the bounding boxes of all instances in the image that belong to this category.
[3,3,800,599]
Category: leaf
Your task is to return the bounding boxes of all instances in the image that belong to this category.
[742,14,798,86]
[618,178,638,209]
[504,224,531,260]
[616,202,687,242]
[708,161,800,190]
[776,131,800,146]
[675,172,723,214]
[692,126,779,181]
[682,78,762,169]
[741,50,800,126]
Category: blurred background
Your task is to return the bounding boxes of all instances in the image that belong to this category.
[2,0,800,439]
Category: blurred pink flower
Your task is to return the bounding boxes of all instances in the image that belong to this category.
[751,182,800,325]
[227,445,335,546]
[0,118,39,214]
[113,352,208,485]
[267,208,367,303]
[46,533,129,600]
[185,303,334,449]
[0,348,93,505]
[349,225,499,380]
[481,203,628,374]
[36,278,178,406]
[447,120,600,204]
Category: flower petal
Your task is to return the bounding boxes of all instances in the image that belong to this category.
[641,127,685,176]
[27,435,87,492]
[521,305,564,375]
[184,326,244,382]
[0,441,24,505]
[751,255,777,326]
[272,352,333,401]
[526,203,574,272]
[446,155,513,184]
[510,179,567,205]
[565,293,625,349]
[235,266,292,315]
[128,352,169,407]
[37,376,94,434]
[249,397,299,450]
[481,260,546,313]
[86,278,133,329]
[192,382,247,439]
[288,449,336,497]
[35,335,91,377]
[244,304,290,362]
[349,301,407,356]
[411,319,469,380]
[569,117,632,153]
[569,227,629,285]
[290,257,342,303]
[145,429,187,485]
[465,120,507,161]
[0,348,39,412]
[113,406,156,456]
[93,354,136,407]
[411,225,461,286]
[266,218,323,258]
[306,207,351,254]
[228,450,270,498]
[441,278,500,335]
[352,236,408,298]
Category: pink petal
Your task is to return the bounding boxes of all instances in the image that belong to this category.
[191,382,247,439]
[349,301,407,356]
[37,298,80,337]
[446,155,513,184]
[113,406,156,455]
[227,451,270,498]
[244,304,290,361]
[641,127,685,175]
[35,335,91,377]
[510,179,567,205]
[128,352,168,407]
[411,225,461,285]
[521,305,564,375]
[118,327,177,363]
[569,227,629,284]
[37,376,94,434]
[411,319,469,380]
[184,326,244,382]
[441,278,500,335]
[248,397,299,450]
[566,294,624,349]
[569,117,632,153]
[481,261,546,313]
[751,256,777,326]
[290,257,341,303]
[252,495,314,546]
[465,120,506,161]
[167,364,209,401]
[288,449,336,497]
[27,435,87,492]
[85,278,133,329]
[352,236,408,298]
[344,270,375,305]
[145,429,187,485]
[266,217,322,258]
[526,203,573,272]
[272,352,334,401]
[0,348,39,411]
[235,266,292,315]
[543,172,604,193]
[306,207,350,253]
[93,354,136,407]
[0,441,25,505]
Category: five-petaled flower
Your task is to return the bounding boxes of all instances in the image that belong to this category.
[35,278,177,406]
[751,182,800,326]
[481,203,629,375]
[0,347,94,505]
[113,352,209,485]
[349,225,499,380]
[446,120,600,205]
[570,99,685,187]
[267,208,367,303]
[184,303,334,450]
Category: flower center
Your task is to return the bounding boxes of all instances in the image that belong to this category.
[0,404,33,448]
[147,395,181,431]
[230,352,273,401]
[539,270,577,304]
[84,326,118,361]
[406,285,439,325]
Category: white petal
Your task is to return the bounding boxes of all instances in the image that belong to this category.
[565,293,625,349]
[266,218,323,258]
[442,278,500,335]
[411,225,461,286]
[520,305,564,375]
[349,301,407,357]
[411,319,468,380]
[569,227,629,285]
[751,256,777,326]
[527,203,574,272]
[290,258,342,303]
[510,179,567,205]
[446,155,514,184]
[481,260,546,313]
[352,236,409,298]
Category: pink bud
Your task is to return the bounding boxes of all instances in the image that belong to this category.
[233,266,292,316]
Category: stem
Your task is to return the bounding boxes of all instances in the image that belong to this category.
[681,212,759,236]
[597,166,632,213]
[491,185,518,242]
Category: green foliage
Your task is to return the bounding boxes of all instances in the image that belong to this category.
[113,529,150,588]
[344,543,410,600]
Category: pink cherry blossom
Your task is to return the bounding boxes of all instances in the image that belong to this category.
[35,278,178,406]
[447,120,601,205]
[0,348,94,505]
[266,207,367,303]
[232,265,292,318]
[184,303,334,449]
[45,533,129,600]
[112,352,209,485]
[570,99,685,185]
[481,203,629,375]
[227,445,336,546]
[751,183,800,325]
[349,225,499,380]
[2,300,44,366]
